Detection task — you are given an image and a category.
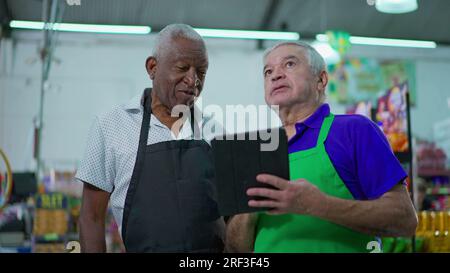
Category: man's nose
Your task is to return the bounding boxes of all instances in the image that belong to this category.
[271,67,284,82]
[184,68,199,88]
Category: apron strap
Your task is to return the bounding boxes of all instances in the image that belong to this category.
[122,88,152,240]
[317,113,334,145]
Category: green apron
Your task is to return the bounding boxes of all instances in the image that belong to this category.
[254,113,376,253]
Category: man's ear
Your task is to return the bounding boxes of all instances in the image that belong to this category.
[146,56,157,80]
[317,70,328,92]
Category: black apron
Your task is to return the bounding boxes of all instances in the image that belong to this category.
[121,88,225,253]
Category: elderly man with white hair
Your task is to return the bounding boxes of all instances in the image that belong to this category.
[77,24,225,253]
[225,42,418,253]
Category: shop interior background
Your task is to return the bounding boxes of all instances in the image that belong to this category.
[1,0,450,253]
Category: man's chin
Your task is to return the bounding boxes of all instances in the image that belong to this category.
[171,99,194,111]
[267,98,290,109]
[174,94,196,106]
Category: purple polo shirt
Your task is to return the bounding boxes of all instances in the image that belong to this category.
[288,103,407,200]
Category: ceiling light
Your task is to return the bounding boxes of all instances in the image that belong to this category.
[311,41,341,65]
[9,20,151,35]
[316,34,436,49]
[375,0,418,14]
[9,20,300,41]
[193,28,299,41]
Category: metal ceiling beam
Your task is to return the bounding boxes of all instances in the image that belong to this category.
[257,0,282,49]
[0,0,12,37]
[0,0,12,24]
[0,0,10,37]
[36,0,65,179]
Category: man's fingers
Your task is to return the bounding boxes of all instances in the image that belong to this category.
[248,199,279,208]
[247,188,282,200]
[256,174,288,190]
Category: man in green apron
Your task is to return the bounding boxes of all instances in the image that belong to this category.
[226,42,417,253]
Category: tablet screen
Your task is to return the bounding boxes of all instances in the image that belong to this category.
[211,127,289,216]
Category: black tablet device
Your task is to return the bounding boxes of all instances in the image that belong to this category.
[211,127,289,216]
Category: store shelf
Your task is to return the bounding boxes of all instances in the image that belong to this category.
[418,168,450,177]
[426,187,450,195]
[33,233,66,243]
[0,246,32,253]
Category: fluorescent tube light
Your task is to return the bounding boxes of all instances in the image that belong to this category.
[194,28,299,41]
[316,34,436,49]
[311,41,341,65]
[10,20,299,41]
[375,0,418,14]
[10,20,151,35]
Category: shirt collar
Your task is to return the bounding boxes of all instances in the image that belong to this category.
[123,91,167,128]
[123,92,143,112]
[122,90,206,130]
[298,103,330,129]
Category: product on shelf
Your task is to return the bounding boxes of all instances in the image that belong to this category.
[33,243,66,253]
[381,237,415,253]
[33,209,68,236]
[30,168,83,253]
[41,170,82,197]
[32,193,69,252]
[433,211,449,252]
[416,211,450,253]
[421,177,450,211]
[416,140,448,171]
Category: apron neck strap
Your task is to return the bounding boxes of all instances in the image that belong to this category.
[316,113,334,145]
[138,88,153,151]
[142,88,199,140]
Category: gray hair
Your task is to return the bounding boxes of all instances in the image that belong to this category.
[263,41,326,76]
[153,24,205,59]
[263,41,327,103]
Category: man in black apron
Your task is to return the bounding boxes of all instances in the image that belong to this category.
[121,88,224,252]
[78,24,225,253]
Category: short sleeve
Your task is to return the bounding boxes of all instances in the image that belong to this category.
[75,116,115,193]
[352,116,407,199]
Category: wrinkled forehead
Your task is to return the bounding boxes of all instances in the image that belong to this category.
[264,44,307,65]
